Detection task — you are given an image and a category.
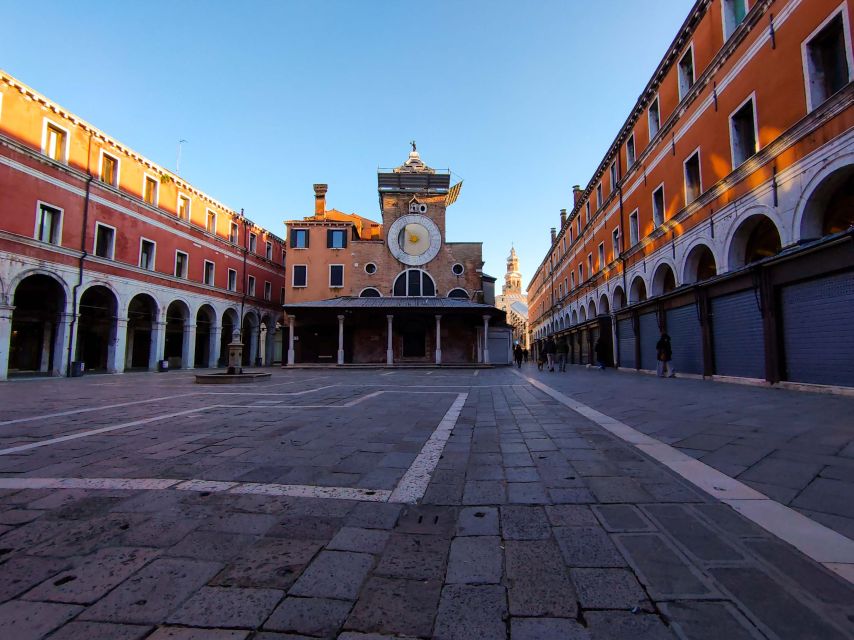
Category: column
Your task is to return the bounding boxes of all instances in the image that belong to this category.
[337,314,345,365]
[434,315,442,365]
[287,315,295,365]
[150,318,167,371]
[386,315,394,365]
[0,305,14,381]
[109,317,128,373]
[476,327,483,363]
[209,324,221,369]
[54,312,75,377]
[247,327,259,365]
[259,325,268,366]
[183,322,197,370]
[482,315,491,364]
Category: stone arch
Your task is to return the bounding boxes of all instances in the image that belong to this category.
[794,155,854,241]
[195,303,217,368]
[359,287,382,297]
[579,306,587,323]
[599,293,610,314]
[9,272,70,376]
[650,261,677,296]
[681,241,719,285]
[242,310,261,366]
[611,285,626,311]
[164,299,192,368]
[77,284,119,372]
[219,307,240,367]
[447,288,469,299]
[629,275,647,304]
[588,299,597,318]
[725,212,783,271]
[10,268,71,308]
[571,309,578,325]
[392,269,436,297]
[260,312,277,366]
[125,293,159,370]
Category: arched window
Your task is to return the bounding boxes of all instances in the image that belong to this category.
[447,288,469,299]
[393,269,435,296]
[359,287,381,298]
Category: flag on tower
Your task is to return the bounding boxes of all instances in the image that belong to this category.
[445,180,463,206]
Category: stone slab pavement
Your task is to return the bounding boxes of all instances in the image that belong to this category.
[0,367,850,639]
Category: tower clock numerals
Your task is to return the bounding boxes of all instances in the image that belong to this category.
[409,202,428,214]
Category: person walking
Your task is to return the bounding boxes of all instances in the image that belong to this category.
[523,348,529,363]
[556,336,568,372]
[656,331,675,378]
[514,344,524,369]
[536,342,545,371]
[545,337,557,372]
[594,338,606,370]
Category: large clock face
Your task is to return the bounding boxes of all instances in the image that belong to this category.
[388,214,441,266]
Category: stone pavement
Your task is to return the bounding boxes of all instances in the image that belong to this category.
[0,368,850,639]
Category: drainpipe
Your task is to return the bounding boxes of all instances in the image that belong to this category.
[239,211,248,341]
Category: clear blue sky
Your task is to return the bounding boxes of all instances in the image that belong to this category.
[2,0,694,288]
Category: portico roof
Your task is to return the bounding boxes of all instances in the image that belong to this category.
[283,296,504,317]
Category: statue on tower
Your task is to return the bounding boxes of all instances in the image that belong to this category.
[410,140,417,152]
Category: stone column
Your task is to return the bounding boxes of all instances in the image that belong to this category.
[386,315,394,365]
[476,327,483,363]
[287,315,295,365]
[150,318,167,371]
[247,326,259,365]
[0,305,14,380]
[259,325,268,366]
[209,324,221,369]
[482,314,491,365]
[109,317,128,373]
[54,312,75,377]
[337,315,345,365]
[434,315,442,365]
[183,322,197,370]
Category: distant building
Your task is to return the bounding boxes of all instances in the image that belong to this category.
[495,246,528,348]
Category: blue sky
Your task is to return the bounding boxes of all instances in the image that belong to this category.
[2,0,694,288]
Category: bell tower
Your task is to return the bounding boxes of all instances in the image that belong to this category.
[503,246,522,295]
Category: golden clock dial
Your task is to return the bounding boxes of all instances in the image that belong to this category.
[399,223,430,256]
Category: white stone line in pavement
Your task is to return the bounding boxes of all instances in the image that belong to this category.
[516,371,854,585]
[229,483,391,502]
[389,392,468,504]
[202,384,340,396]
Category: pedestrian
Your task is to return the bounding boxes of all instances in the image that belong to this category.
[523,348,529,363]
[536,343,545,371]
[545,336,557,372]
[556,336,568,372]
[656,331,675,378]
[514,343,524,369]
[594,338,606,370]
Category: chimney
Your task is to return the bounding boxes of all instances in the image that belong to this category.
[550,227,557,244]
[560,209,567,227]
[313,184,328,218]
[572,185,582,206]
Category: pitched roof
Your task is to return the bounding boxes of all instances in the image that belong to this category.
[283,296,502,313]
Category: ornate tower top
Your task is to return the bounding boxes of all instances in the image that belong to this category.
[394,143,435,174]
[503,245,522,295]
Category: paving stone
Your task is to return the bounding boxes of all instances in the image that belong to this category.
[504,467,539,482]
[641,481,705,502]
[0,599,83,640]
[500,506,551,540]
[506,482,549,503]
[587,477,654,503]
[446,536,502,584]
[345,576,441,638]
[264,596,352,636]
[23,547,159,604]
[463,480,507,505]
[118,514,201,547]
[344,502,402,530]
[267,515,345,541]
[738,458,823,490]
[791,478,854,519]
[571,568,651,611]
[548,487,596,503]
[585,611,676,639]
[422,483,465,504]
[592,504,656,532]
[197,512,280,535]
[327,527,390,554]
[456,507,499,536]
[0,554,69,601]
[511,617,589,639]
[146,628,250,640]
[643,504,744,563]
[167,531,256,561]
[211,538,322,589]
[434,584,507,640]
[553,526,627,568]
[374,533,450,581]
[545,505,598,527]
[395,505,457,536]
[166,585,283,627]
[289,551,374,600]
[30,513,145,557]
[614,534,713,599]
[45,621,152,640]
[79,558,222,624]
[690,503,766,537]
[0,509,44,525]
[467,465,504,481]
[505,540,577,617]
[660,601,763,640]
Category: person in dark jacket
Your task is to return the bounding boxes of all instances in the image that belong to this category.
[656,331,675,378]
[514,344,524,368]
[555,336,569,372]
[536,342,545,370]
[544,337,557,372]
[595,338,606,370]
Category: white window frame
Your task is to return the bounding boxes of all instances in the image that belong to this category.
[626,134,636,168]
[729,92,760,169]
[597,242,605,271]
[248,275,256,297]
[292,264,308,288]
[93,221,116,259]
[648,94,661,140]
[578,264,584,283]
[264,281,272,301]
[227,268,237,292]
[281,249,287,266]
[629,209,639,246]
[587,253,593,275]
[652,184,666,228]
[329,264,344,288]
[595,184,603,210]
[205,209,217,235]
[139,237,157,271]
[174,250,189,278]
[677,43,695,100]
[203,259,215,286]
[609,162,617,193]
[683,148,703,205]
[98,149,121,187]
[265,240,273,260]
[290,228,309,249]
[34,201,64,245]
[41,118,70,164]
[249,232,257,253]
[142,173,159,206]
[229,221,239,244]
[570,272,575,288]
[612,227,621,257]
[801,3,854,112]
[722,0,749,41]
[177,193,191,221]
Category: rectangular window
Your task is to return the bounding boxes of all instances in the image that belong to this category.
[140,239,156,270]
[94,222,115,259]
[249,232,257,253]
[578,264,584,283]
[143,175,158,205]
[678,45,695,99]
[264,281,272,301]
[723,0,748,40]
[652,186,665,227]
[43,121,68,163]
[227,268,237,292]
[329,264,344,288]
[570,272,575,288]
[596,184,603,210]
[327,228,347,249]
[206,210,217,234]
[598,243,605,270]
[803,11,852,111]
[281,249,286,266]
[585,201,591,224]
[175,251,188,278]
[293,265,307,287]
[730,96,758,168]
[629,210,639,245]
[248,275,256,297]
[558,283,563,298]
[177,195,190,221]
[265,240,272,260]
[684,151,702,204]
[587,253,593,275]
[564,277,568,295]
[229,221,239,244]
[609,162,617,192]
[290,228,309,248]
[626,134,636,169]
[649,96,660,139]
[35,203,62,245]
[612,227,621,258]
[204,260,215,286]
[576,217,581,236]
[99,152,119,186]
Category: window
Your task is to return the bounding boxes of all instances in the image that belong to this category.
[558,282,563,298]
[329,264,344,288]
[576,217,581,236]
[290,228,309,248]
[249,232,257,253]
[143,175,158,205]
[626,134,636,168]
[94,222,115,258]
[327,229,347,249]
[292,265,307,287]
[206,210,217,234]
[361,287,382,298]
[204,260,215,286]
[629,210,639,245]
[178,195,190,221]
[139,239,156,270]
[280,287,286,304]
[393,269,435,296]
[175,251,188,278]
[585,201,591,224]
[723,0,748,40]
[99,152,119,186]
[229,221,239,244]
[578,264,584,283]
[248,275,256,297]
[452,263,464,276]
[730,96,758,168]
[612,227,621,258]
[282,249,287,266]
[43,121,68,163]
[609,162,617,192]
[598,243,605,270]
[684,151,702,204]
[652,186,665,227]
[35,203,62,245]
[596,184,603,210]
[227,268,237,292]
[570,272,575,288]
[803,11,852,111]
[264,281,272,301]
[587,253,593,275]
[678,45,695,99]
[564,277,568,295]
[649,96,661,139]
[447,288,468,299]
[365,262,377,274]
[265,241,273,260]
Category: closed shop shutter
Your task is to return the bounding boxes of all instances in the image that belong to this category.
[711,289,764,379]
[570,332,578,364]
[617,317,635,369]
[580,328,589,364]
[590,326,600,365]
[781,271,854,387]
[666,304,703,374]
[639,312,659,370]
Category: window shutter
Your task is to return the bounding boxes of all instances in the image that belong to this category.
[327,229,333,248]
[341,231,347,249]
[290,229,296,248]
[304,230,309,248]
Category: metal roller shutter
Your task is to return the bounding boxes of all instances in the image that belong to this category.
[666,304,703,375]
[618,318,635,369]
[781,271,854,387]
[711,289,764,379]
[639,312,659,370]
[580,328,590,364]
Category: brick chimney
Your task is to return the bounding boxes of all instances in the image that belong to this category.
[550,227,557,244]
[560,209,567,227]
[572,185,582,206]
[313,184,328,218]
